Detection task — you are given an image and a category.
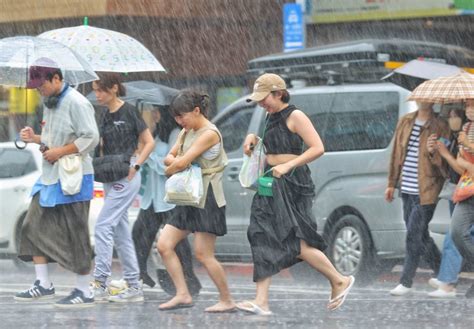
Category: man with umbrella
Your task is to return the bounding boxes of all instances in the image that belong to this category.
[14,59,100,308]
[385,101,449,296]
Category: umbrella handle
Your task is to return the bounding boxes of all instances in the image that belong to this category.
[14,137,27,150]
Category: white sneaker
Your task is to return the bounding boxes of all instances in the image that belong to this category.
[108,286,144,303]
[90,281,109,302]
[428,288,456,298]
[109,279,128,296]
[390,284,412,296]
[428,278,442,289]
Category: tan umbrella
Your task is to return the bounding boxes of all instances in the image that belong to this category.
[408,71,474,103]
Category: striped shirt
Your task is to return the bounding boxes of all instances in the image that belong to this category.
[401,120,425,195]
[460,122,474,155]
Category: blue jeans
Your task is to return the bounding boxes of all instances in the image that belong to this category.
[400,194,441,288]
[437,201,463,284]
[451,197,474,266]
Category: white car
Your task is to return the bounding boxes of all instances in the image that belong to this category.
[0,142,140,267]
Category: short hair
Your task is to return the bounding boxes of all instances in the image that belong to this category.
[170,89,210,118]
[271,89,290,103]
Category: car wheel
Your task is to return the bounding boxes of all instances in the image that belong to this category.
[328,214,375,283]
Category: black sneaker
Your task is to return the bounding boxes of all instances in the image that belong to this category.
[55,289,95,308]
[14,280,55,301]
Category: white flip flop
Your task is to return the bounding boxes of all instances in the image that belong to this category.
[236,301,272,315]
[328,275,355,311]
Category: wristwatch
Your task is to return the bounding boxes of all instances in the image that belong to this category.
[132,164,140,171]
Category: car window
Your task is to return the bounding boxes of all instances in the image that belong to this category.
[215,106,255,153]
[0,148,37,178]
[293,91,399,152]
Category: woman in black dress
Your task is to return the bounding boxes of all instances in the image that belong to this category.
[237,73,354,314]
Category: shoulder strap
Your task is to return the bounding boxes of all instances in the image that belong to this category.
[177,129,187,157]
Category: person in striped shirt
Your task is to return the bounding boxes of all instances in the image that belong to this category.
[385,102,450,296]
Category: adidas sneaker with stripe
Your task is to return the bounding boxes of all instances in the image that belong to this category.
[55,288,95,308]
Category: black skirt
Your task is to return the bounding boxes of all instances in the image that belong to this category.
[168,185,227,236]
[248,165,327,282]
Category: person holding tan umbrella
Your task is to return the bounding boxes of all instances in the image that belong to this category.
[409,73,474,298]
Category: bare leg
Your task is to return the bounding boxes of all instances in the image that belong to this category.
[32,256,47,264]
[297,240,353,309]
[236,276,272,313]
[156,224,192,309]
[194,232,235,312]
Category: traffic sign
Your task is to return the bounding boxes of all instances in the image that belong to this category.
[283,3,305,52]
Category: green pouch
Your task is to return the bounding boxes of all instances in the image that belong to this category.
[257,170,274,197]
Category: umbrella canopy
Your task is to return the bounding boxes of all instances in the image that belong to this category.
[0,36,98,87]
[381,59,463,91]
[408,72,474,103]
[87,80,178,106]
[38,25,165,73]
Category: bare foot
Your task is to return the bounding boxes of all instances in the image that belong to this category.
[159,295,193,310]
[205,300,237,313]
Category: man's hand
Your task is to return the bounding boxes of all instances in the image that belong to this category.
[384,187,395,202]
[42,148,63,164]
[427,134,438,154]
[20,126,36,143]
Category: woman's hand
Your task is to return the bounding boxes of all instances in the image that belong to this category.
[458,131,468,147]
[243,134,258,156]
[127,167,137,181]
[272,163,293,178]
[436,140,450,158]
[164,153,176,166]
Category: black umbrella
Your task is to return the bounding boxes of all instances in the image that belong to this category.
[87,80,179,107]
[381,59,462,91]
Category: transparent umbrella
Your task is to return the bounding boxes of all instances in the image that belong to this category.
[38,20,165,73]
[0,35,98,87]
[382,59,463,91]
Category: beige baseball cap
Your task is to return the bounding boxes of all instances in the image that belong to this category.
[246,73,286,102]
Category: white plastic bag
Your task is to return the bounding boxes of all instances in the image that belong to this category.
[239,139,266,190]
[58,154,83,195]
[164,165,203,206]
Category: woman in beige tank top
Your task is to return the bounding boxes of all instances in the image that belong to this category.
[157,90,236,312]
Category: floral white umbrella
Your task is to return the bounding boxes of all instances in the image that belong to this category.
[38,23,165,73]
[0,35,98,87]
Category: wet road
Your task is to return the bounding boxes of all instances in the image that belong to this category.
[0,260,472,329]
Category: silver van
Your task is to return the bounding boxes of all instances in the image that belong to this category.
[211,82,450,281]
